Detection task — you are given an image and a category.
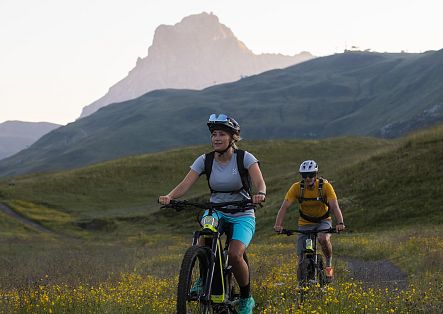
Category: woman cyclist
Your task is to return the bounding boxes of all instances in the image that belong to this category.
[159,113,266,314]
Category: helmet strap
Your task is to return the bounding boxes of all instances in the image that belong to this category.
[215,141,234,156]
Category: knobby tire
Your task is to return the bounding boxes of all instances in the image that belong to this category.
[298,257,315,304]
[177,246,212,313]
[299,257,315,285]
[317,254,327,286]
[297,254,328,305]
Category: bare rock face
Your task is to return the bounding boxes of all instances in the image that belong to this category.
[80,12,314,118]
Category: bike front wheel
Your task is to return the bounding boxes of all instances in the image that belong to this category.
[297,256,316,305]
[317,254,327,286]
[299,256,316,285]
[177,245,213,313]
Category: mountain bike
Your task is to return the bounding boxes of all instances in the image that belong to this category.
[162,199,256,314]
[279,228,337,302]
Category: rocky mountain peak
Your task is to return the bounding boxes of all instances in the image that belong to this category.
[156,12,234,40]
[147,12,251,63]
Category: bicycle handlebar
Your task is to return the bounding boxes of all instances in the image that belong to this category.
[278,228,337,236]
[161,199,257,212]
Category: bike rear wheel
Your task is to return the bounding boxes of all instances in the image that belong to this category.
[177,245,212,313]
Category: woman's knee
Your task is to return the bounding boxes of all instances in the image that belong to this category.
[228,250,244,264]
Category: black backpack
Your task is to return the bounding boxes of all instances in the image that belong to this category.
[202,149,251,195]
[298,178,331,223]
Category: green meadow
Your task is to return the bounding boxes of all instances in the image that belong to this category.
[0,123,442,312]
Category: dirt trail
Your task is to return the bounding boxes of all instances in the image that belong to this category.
[0,202,53,234]
[342,257,408,289]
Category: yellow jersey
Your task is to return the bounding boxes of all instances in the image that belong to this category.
[285,178,337,226]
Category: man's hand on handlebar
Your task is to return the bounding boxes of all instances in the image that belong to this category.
[158,195,171,205]
[273,224,283,233]
[335,222,345,233]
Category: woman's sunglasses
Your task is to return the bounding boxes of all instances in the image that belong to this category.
[208,113,228,122]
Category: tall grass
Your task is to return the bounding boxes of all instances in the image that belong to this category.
[0,227,441,313]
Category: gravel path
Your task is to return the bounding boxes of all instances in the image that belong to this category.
[342,257,408,289]
[0,202,53,233]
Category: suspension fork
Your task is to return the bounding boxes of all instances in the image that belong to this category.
[303,233,319,280]
[312,233,328,282]
[312,234,319,279]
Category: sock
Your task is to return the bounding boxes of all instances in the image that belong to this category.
[326,256,332,267]
[240,283,250,299]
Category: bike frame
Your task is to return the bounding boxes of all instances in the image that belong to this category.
[191,216,227,304]
[165,199,255,310]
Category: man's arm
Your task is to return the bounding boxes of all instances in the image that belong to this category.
[328,199,345,232]
[274,199,293,232]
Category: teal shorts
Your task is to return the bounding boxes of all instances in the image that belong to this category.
[204,211,256,247]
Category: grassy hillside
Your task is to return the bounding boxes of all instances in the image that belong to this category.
[0,136,395,238]
[1,123,442,239]
[1,50,443,177]
[334,123,443,229]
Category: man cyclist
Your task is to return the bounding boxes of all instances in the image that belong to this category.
[273,160,345,281]
[159,113,266,314]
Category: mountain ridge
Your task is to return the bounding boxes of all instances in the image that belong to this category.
[80,12,314,118]
[0,121,61,160]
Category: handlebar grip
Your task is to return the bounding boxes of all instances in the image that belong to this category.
[278,229,293,236]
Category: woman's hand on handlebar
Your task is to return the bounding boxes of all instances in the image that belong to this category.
[252,193,266,204]
[158,195,172,205]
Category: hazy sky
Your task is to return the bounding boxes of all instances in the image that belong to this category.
[1,0,442,125]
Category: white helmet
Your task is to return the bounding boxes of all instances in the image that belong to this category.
[299,160,319,173]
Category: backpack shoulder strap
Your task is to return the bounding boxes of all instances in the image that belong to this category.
[318,177,324,193]
[235,149,246,174]
[318,177,328,205]
[235,149,251,195]
[203,151,215,192]
[298,180,305,203]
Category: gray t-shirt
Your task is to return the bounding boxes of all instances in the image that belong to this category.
[190,150,258,217]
